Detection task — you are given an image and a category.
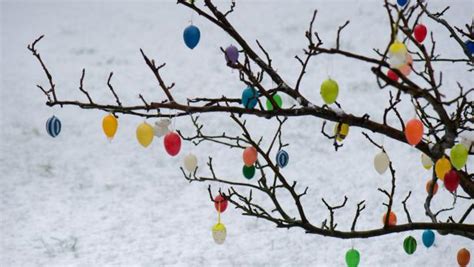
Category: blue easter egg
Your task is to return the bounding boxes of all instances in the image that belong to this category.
[397,0,408,6]
[46,115,61,138]
[241,86,258,109]
[276,150,289,168]
[183,25,200,49]
[465,40,474,54]
[422,229,435,248]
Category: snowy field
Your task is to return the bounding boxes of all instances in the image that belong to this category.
[1,0,473,266]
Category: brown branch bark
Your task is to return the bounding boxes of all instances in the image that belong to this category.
[28,0,474,241]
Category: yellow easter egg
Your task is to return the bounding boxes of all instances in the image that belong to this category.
[389,41,407,54]
[102,114,118,139]
[435,156,451,181]
[136,122,154,148]
[334,123,349,142]
[388,41,408,68]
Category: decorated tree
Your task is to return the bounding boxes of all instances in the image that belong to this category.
[29,0,472,265]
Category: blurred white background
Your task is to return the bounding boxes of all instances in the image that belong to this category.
[1,0,473,266]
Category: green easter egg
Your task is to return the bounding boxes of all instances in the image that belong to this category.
[243,165,255,179]
[266,94,283,111]
[345,248,360,267]
[450,144,468,170]
[320,79,339,104]
[403,236,417,255]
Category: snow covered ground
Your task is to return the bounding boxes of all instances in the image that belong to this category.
[1,0,473,266]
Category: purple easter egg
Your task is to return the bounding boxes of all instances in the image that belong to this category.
[225,45,239,65]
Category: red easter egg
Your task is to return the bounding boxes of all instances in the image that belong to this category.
[243,147,258,166]
[444,170,460,192]
[405,119,424,146]
[214,194,228,213]
[414,24,427,43]
[387,69,399,81]
[164,132,181,156]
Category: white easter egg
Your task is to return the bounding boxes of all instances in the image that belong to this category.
[183,153,198,172]
[421,153,433,170]
[212,223,227,245]
[374,151,390,174]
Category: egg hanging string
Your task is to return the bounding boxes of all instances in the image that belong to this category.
[381,132,385,149]
[171,110,177,132]
[325,59,332,80]
[392,13,402,42]
[217,197,221,224]
[189,4,194,26]
[412,101,417,119]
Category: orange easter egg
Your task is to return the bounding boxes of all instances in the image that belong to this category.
[382,211,397,226]
[405,119,424,146]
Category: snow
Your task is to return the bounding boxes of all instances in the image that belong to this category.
[1,0,473,266]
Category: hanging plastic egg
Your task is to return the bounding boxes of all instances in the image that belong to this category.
[413,24,427,43]
[183,25,200,49]
[465,40,474,54]
[421,153,433,170]
[266,94,283,111]
[334,123,350,142]
[460,137,473,153]
[382,211,397,226]
[164,132,181,156]
[405,118,423,146]
[243,147,258,166]
[457,248,471,267]
[397,0,408,6]
[387,69,399,82]
[406,53,414,65]
[136,122,154,147]
[398,54,413,76]
[435,156,451,181]
[345,248,360,267]
[276,150,289,168]
[102,113,118,140]
[374,151,390,174]
[425,180,438,196]
[183,153,198,172]
[389,41,408,68]
[225,45,239,65]
[153,119,171,137]
[211,223,227,245]
[214,194,228,213]
[241,86,259,109]
[243,165,256,179]
[422,229,435,248]
[403,236,417,255]
[46,115,61,138]
[444,170,460,192]
[320,79,339,104]
[450,144,468,170]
